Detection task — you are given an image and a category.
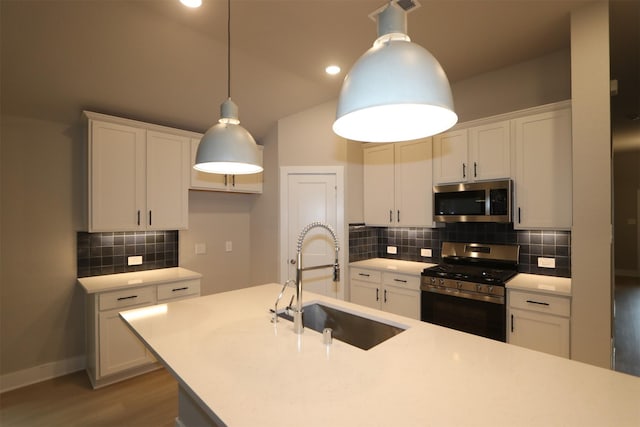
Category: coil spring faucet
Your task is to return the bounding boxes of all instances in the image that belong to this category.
[292,222,340,334]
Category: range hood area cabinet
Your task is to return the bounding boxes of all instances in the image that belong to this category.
[363,139,435,227]
[190,139,263,194]
[85,111,192,232]
[433,120,511,185]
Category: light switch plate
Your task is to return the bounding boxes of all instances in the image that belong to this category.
[386,246,397,254]
[420,248,432,257]
[538,257,556,268]
[127,255,143,266]
[225,241,233,252]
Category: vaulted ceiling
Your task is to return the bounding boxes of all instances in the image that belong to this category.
[1,0,603,141]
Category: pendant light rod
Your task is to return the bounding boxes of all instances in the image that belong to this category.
[227,0,231,99]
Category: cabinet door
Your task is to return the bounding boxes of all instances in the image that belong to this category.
[433,129,468,184]
[468,120,511,181]
[189,138,228,191]
[363,145,395,225]
[508,308,570,358]
[146,131,190,230]
[513,109,572,229]
[394,139,433,227]
[98,310,154,377]
[89,121,146,231]
[350,279,381,310]
[382,285,420,320]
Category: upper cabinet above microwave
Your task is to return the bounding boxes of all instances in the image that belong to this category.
[433,120,511,185]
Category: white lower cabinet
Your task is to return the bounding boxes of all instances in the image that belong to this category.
[350,268,420,320]
[86,278,201,388]
[507,289,571,358]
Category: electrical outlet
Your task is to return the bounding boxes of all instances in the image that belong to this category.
[225,241,233,252]
[386,246,397,254]
[420,248,432,257]
[195,243,206,255]
[537,257,556,268]
[127,255,143,266]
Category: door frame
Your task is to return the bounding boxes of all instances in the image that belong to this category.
[279,166,346,300]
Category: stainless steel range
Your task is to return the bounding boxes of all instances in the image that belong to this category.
[421,242,519,342]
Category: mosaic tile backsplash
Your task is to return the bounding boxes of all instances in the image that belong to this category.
[349,223,571,277]
[77,231,178,277]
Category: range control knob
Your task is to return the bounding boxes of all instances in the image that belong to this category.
[430,277,436,285]
[488,286,494,294]
[439,279,445,286]
[456,282,462,289]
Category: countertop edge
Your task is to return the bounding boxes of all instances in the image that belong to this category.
[77,267,202,294]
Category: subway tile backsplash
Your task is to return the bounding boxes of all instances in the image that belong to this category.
[77,231,178,277]
[349,223,571,278]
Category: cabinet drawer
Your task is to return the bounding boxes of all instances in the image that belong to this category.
[350,268,382,283]
[99,287,155,311]
[508,290,570,317]
[157,279,200,301]
[382,272,420,291]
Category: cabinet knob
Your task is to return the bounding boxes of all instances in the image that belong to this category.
[289,259,296,265]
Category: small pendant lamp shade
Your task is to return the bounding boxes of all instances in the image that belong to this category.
[333,3,457,143]
[193,0,262,175]
[194,99,263,175]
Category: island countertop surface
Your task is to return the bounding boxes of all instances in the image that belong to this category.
[121,283,639,427]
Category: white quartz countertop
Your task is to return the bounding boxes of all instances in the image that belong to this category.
[121,283,639,427]
[507,273,572,296]
[77,267,202,294]
[349,258,436,275]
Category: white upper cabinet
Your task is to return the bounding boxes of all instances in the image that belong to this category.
[364,139,433,227]
[433,120,511,184]
[468,120,511,181]
[513,107,572,230]
[190,138,263,194]
[86,112,190,232]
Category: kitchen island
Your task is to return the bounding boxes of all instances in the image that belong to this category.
[121,283,639,427]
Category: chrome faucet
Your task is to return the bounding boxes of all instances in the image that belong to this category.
[292,222,340,334]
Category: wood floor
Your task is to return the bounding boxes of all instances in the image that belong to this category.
[614,275,640,377]
[0,368,178,427]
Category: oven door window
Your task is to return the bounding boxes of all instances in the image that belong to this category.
[421,291,506,342]
[435,190,486,216]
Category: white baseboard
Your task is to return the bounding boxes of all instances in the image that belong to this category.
[0,355,85,393]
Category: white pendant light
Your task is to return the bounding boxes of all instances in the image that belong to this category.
[194,0,263,175]
[333,1,458,143]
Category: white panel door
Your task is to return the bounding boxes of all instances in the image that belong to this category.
[468,120,511,181]
[90,121,145,231]
[394,139,433,226]
[363,144,395,225]
[514,109,572,229]
[146,131,190,230]
[433,129,468,184]
[284,172,338,298]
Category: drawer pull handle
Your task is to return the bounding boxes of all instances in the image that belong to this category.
[358,273,370,277]
[526,299,550,306]
[172,287,189,292]
[394,279,407,283]
[117,295,138,301]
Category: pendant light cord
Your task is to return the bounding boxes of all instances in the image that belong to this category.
[227,0,231,99]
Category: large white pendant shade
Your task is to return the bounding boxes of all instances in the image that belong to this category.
[333,2,457,143]
[193,0,263,175]
[194,99,263,175]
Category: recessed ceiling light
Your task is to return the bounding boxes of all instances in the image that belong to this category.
[325,65,341,76]
[180,0,202,8]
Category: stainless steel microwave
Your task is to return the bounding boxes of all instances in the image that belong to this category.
[433,180,512,223]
